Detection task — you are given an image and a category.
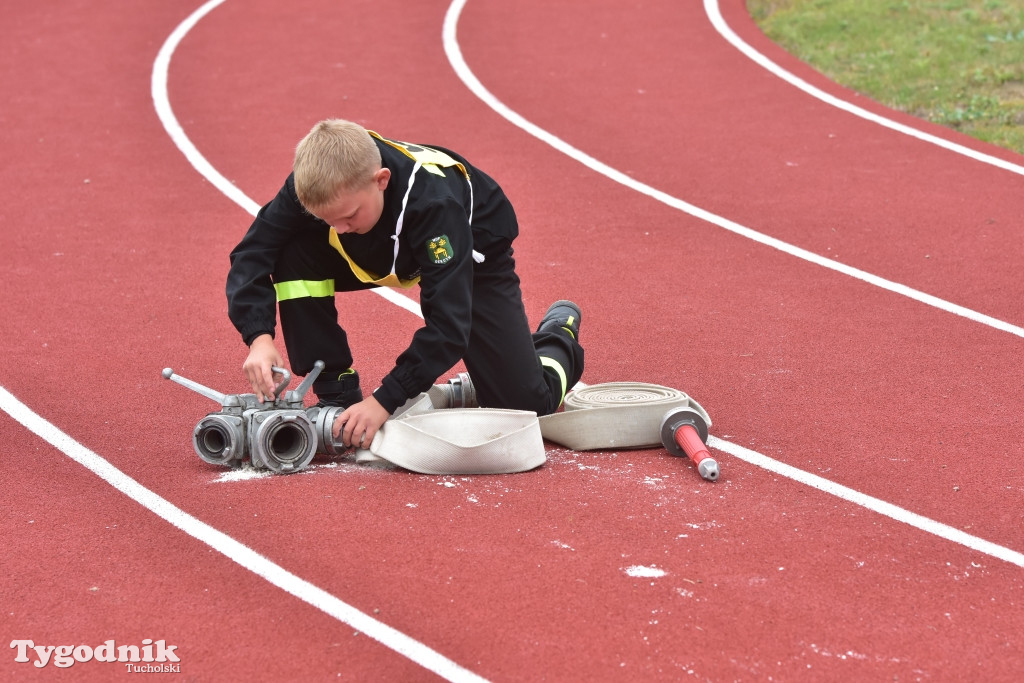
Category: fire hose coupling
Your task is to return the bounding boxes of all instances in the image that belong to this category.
[432,372,478,409]
[659,406,719,481]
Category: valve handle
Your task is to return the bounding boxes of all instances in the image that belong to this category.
[163,364,311,405]
[162,368,228,405]
[270,366,291,400]
[287,360,325,402]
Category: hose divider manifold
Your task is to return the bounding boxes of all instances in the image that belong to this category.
[163,361,329,474]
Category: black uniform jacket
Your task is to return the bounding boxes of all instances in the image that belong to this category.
[226,136,519,413]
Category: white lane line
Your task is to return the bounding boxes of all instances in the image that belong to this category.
[442,0,1024,341]
[704,0,1024,178]
[151,0,424,319]
[442,0,1024,568]
[0,388,485,683]
[152,0,260,216]
[710,437,1024,569]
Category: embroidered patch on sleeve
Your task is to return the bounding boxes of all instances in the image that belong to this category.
[426,235,454,265]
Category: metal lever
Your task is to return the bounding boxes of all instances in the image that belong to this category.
[286,360,325,403]
[162,368,228,405]
[270,366,291,400]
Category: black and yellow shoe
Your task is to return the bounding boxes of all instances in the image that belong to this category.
[537,300,581,341]
[313,369,362,408]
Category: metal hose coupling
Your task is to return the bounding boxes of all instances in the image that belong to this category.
[248,409,318,473]
[430,372,478,409]
[309,372,479,458]
[306,404,347,456]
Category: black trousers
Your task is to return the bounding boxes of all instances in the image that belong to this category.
[273,227,584,416]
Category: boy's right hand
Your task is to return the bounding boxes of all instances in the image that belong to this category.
[243,334,285,402]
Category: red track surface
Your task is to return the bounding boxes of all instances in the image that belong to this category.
[3,0,1023,680]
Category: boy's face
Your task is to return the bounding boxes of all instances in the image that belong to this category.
[314,167,391,235]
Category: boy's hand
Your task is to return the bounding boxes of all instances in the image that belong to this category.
[333,396,390,449]
[242,334,285,402]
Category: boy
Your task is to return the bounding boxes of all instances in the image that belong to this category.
[226,119,584,449]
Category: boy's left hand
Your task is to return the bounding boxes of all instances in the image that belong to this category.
[332,396,390,449]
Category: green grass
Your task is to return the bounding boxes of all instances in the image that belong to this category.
[746,0,1024,155]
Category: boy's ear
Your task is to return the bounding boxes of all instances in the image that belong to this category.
[374,167,391,190]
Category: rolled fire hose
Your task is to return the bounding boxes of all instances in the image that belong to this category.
[541,382,710,451]
[354,381,711,475]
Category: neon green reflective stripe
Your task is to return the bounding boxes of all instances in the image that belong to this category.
[274,279,335,302]
[539,356,568,405]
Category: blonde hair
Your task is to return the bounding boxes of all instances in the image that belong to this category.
[293,119,381,210]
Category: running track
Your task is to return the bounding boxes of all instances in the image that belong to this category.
[2,0,1022,680]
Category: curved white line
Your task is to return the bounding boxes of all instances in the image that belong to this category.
[704,0,1024,177]
[152,0,260,216]
[442,0,1024,567]
[151,0,423,320]
[442,0,1023,340]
